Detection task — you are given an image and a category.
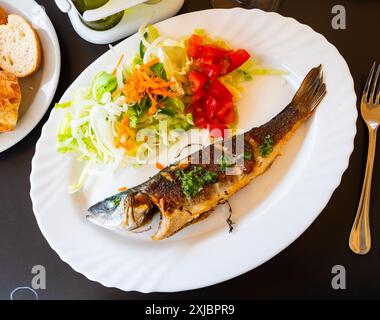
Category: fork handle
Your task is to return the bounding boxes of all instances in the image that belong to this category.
[349,126,378,255]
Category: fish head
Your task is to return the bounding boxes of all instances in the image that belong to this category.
[87,194,126,230]
[87,191,154,231]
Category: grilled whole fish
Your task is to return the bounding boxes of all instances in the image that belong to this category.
[88,66,326,240]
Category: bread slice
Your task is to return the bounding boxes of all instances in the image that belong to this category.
[0,70,21,132]
[0,14,42,77]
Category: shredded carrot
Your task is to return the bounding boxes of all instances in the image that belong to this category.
[118,187,129,192]
[122,59,179,106]
[112,54,125,76]
[141,58,160,70]
[115,115,136,151]
[156,162,165,170]
[151,89,178,97]
[114,58,180,152]
[112,88,122,98]
[147,91,157,115]
[154,81,176,89]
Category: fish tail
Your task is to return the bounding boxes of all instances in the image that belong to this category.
[247,66,326,145]
[291,65,327,117]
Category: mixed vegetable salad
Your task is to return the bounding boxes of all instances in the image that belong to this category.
[55,25,283,192]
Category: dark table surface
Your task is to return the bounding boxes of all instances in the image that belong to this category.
[0,0,379,300]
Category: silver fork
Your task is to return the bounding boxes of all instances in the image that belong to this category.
[349,62,380,255]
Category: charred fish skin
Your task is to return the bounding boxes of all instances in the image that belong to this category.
[143,138,257,240]
[148,65,326,240]
[87,66,327,241]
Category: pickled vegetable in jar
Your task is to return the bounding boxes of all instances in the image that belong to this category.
[72,0,124,31]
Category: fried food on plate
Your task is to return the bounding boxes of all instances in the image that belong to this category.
[0,70,21,133]
[0,7,7,25]
[0,14,41,77]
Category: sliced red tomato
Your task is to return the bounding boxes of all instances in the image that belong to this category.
[197,62,222,81]
[209,123,228,138]
[214,101,234,123]
[194,116,207,129]
[201,45,230,64]
[217,107,236,125]
[188,34,204,59]
[219,59,231,76]
[207,79,233,103]
[190,101,208,129]
[186,34,248,137]
[188,70,208,93]
[226,49,251,73]
[204,95,221,121]
[224,109,236,124]
[191,88,206,102]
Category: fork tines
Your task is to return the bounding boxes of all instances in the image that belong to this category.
[363,62,380,105]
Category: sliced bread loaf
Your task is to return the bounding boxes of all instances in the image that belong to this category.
[0,14,42,77]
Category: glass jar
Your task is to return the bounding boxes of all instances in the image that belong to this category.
[72,0,124,31]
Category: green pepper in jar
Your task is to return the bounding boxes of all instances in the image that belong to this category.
[72,0,124,31]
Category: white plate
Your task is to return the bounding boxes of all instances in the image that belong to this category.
[0,0,60,153]
[30,9,357,293]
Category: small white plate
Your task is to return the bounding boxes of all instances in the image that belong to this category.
[0,0,60,153]
[31,9,357,293]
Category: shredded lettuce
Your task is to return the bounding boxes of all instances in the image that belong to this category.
[193,28,230,49]
[222,59,288,100]
[55,101,73,109]
[234,59,288,78]
[55,83,128,192]
[146,25,159,43]
[55,26,195,192]
[251,68,289,75]
[162,97,185,113]
[150,62,167,80]
[91,71,118,102]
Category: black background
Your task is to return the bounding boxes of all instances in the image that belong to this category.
[0,0,379,300]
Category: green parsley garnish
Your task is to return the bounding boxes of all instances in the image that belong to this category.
[176,166,218,198]
[259,135,274,157]
[244,151,253,161]
[203,170,218,184]
[218,155,234,172]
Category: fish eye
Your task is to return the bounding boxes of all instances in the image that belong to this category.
[104,200,115,210]
[103,197,121,211]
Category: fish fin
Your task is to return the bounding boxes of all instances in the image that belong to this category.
[247,66,327,145]
[291,65,327,116]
